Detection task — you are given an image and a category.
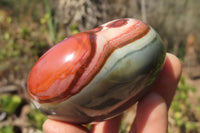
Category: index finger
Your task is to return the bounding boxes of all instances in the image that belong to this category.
[151,53,182,107]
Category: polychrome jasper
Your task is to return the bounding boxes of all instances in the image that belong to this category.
[28,18,165,124]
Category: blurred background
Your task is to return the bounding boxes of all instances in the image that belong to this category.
[0,0,200,133]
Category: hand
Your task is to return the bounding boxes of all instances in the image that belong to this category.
[43,53,182,133]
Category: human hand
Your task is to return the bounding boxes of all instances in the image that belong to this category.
[43,53,182,133]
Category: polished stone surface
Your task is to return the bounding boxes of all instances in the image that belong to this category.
[28,18,165,124]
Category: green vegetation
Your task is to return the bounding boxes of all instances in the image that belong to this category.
[0,94,21,114]
[0,126,14,133]
[70,24,79,35]
[170,77,199,132]
[27,109,47,130]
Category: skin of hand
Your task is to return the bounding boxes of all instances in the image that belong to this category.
[43,53,182,133]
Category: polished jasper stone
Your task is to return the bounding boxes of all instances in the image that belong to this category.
[28,18,165,124]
